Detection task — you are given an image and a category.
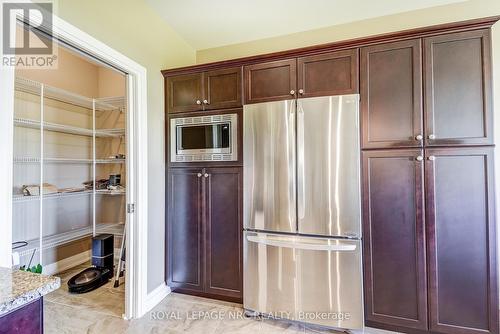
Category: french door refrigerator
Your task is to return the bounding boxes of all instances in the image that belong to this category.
[243,95,363,330]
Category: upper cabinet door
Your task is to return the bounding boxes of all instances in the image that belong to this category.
[244,59,297,104]
[360,39,423,149]
[425,147,497,334]
[362,149,428,331]
[424,29,492,146]
[297,49,358,98]
[166,73,203,113]
[203,67,242,110]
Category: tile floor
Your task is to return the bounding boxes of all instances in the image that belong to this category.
[44,264,358,334]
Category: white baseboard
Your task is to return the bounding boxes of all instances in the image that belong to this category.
[143,283,171,314]
[43,250,91,275]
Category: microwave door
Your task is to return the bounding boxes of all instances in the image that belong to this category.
[297,95,361,238]
[170,113,238,162]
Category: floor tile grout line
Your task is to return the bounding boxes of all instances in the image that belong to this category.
[45,299,124,319]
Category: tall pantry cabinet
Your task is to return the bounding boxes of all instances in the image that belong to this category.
[361,29,497,334]
[163,17,499,334]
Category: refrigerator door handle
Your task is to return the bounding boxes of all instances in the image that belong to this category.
[246,234,356,252]
[288,101,297,224]
[296,101,305,220]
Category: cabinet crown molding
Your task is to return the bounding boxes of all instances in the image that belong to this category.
[161,16,499,77]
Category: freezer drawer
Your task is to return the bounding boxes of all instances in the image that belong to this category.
[244,231,363,330]
[243,100,296,233]
[297,95,361,238]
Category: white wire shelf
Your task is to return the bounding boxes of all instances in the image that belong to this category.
[13,157,125,164]
[15,223,125,257]
[13,188,126,202]
[96,189,126,196]
[13,190,93,203]
[15,76,125,112]
[14,117,125,138]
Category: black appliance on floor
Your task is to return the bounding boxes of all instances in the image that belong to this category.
[68,234,114,293]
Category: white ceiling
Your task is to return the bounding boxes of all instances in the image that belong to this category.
[147,0,466,50]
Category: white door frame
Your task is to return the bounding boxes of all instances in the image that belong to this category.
[0,7,149,319]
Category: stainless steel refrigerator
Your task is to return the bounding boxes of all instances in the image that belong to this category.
[243,95,363,330]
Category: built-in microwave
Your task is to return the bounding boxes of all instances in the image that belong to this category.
[170,113,238,162]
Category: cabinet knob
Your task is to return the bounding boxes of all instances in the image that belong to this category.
[290,90,295,96]
[428,156,436,161]
[415,134,423,141]
[428,134,436,140]
[197,173,202,178]
[196,100,201,105]
[203,99,209,105]
[298,89,304,95]
[415,156,423,162]
[204,173,209,178]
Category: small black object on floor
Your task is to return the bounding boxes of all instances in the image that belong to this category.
[68,234,114,294]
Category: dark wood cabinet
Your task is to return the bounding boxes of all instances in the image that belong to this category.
[167,168,204,292]
[424,30,492,146]
[166,67,242,113]
[362,149,428,331]
[361,39,423,149]
[163,18,499,334]
[204,168,242,299]
[0,298,43,334]
[166,73,203,113]
[244,59,296,104]
[297,49,358,98]
[204,67,242,110]
[425,147,497,334]
[167,167,242,302]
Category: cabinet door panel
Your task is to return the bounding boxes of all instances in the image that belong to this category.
[297,49,358,98]
[426,147,497,334]
[362,149,428,330]
[204,67,242,110]
[244,59,296,104]
[204,168,242,301]
[167,169,204,291]
[167,73,203,113]
[424,30,492,146]
[361,39,423,149]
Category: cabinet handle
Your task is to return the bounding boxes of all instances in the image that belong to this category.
[428,156,436,161]
[428,134,435,140]
[204,173,209,178]
[196,100,201,105]
[298,89,304,95]
[203,99,209,105]
[415,156,423,162]
[415,134,423,141]
[197,173,202,178]
[290,90,295,96]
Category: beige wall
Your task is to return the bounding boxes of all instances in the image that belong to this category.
[16,45,99,97]
[196,0,500,63]
[54,0,197,293]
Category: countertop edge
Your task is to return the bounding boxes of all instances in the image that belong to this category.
[0,272,61,317]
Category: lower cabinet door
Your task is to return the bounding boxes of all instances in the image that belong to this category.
[425,147,498,334]
[362,149,428,331]
[204,167,243,301]
[167,168,204,292]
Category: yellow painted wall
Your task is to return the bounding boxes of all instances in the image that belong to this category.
[54,0,196,293]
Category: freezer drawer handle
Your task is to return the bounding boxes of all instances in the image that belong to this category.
[246,235,356,251]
